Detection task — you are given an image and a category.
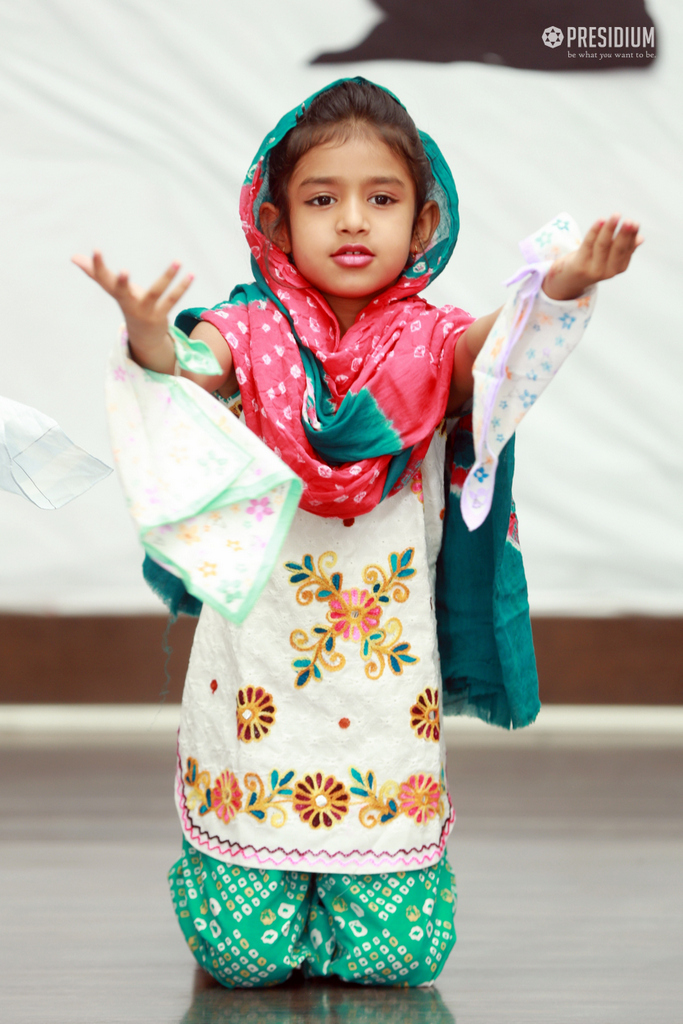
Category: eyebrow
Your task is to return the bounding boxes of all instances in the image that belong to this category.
[296,175,408,189]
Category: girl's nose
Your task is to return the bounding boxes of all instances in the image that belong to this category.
[336,196,368,234]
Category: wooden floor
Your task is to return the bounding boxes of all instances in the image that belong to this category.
[1,737,681,1023]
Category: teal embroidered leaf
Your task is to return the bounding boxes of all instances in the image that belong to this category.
[303,554,314,572]
[380,800,398,823]
[367,771,375,790]
[313,626,328,634]
[324,634,334,653]
[313,664,322,679]
[285,562,302,572]
[350,786,368,797]
[389,655,401,674]
[280,788,293,797]
[372,583,381,593]
[293,658,311,669]
[280,771,295,787]
[393,643,409,652]
[400,548,414,568]
[331,573,341,590]
[317,590,332,599]
[398,654,417,664]
[378,595,390,603]
[397,568,415,578]
[390,553,398,573]
[270,770,279,790]
[295,669,310,687]
[248,808,266,820]
[289,572,309,583]
[350,768,364,786]
[361,639,370,657]
[248,791,258,808]
[368,631,383,642]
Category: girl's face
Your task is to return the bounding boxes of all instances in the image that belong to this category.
[261,133,439,331]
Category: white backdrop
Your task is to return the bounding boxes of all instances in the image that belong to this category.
[1,0,681,615]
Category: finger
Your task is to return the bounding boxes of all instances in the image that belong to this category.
[159,272,195,314]
[142,261,182,305]
[74,250,121,295]
[71,253,95,278]
[608,221,641,274]
[579,218,605,258]
[93,250,129,294]
[591,214,620,273]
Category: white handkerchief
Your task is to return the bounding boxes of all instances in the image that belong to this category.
[0,397,112,509]
[106,330,303,623]
[460,214,596,531]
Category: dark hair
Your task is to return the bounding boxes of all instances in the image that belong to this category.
[265,79,434,238]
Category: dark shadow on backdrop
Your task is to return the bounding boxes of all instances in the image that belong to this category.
[313,0,657,71]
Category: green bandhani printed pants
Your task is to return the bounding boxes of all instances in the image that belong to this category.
[169,839,457,988]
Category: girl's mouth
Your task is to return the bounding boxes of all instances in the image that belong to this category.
[331,246,374,268]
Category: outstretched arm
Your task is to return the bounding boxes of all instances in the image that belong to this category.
[447,214,643,413]
[71,251,235,391]
[542,214,641,300]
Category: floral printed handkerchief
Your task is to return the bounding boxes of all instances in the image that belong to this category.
[106,330,302,623]
[460,214,596,530]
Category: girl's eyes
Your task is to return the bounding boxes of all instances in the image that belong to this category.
[306,194,397,208]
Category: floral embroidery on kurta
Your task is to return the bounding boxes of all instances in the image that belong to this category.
[236,685,277,742]
[285,549,419,686]
[182,758,445,832]
[410,687,440,742]
[410,469,424,503]
[292,773,351,830]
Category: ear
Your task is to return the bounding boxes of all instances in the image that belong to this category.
[259,202,291,254]
[411,200,440,254]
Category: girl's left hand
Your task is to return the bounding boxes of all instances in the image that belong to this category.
[543,215,643,301]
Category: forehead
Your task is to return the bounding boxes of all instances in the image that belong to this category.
[288,133,413,191]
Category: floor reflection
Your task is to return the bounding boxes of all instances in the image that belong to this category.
[181,973,456,1023]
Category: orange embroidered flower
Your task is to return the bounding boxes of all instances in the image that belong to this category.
[410,687,440,742]
[397,773,441,825]
[410,469,424,503]
[236,686,277,742]
[328,588,381,642]
[293,772,350,829]
[212,770,243,823]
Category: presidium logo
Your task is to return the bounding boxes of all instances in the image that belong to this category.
[542,24,655,56]
[542,27,564,48]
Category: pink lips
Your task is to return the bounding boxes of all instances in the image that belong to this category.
[331,245,374,268]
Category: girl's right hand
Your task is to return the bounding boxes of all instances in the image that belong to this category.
[71,251,194,373]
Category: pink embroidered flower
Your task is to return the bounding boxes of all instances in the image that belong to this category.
[212,770,243,823]
[328,589,381,642]
[398,773,441,825]
[410,469,424,504]
[246,497,273,523]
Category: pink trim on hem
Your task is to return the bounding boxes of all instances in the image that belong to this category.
[174,764,455,874]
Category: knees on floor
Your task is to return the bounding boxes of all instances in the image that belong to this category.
[169,842,457,989]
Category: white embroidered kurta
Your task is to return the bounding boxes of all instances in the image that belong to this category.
[175,426,453,873]
[104,213,594,875]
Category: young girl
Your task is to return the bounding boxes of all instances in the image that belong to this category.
[74,78,640,989]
